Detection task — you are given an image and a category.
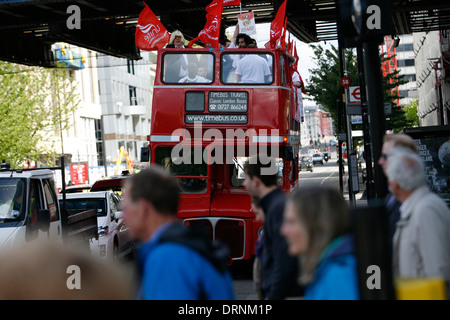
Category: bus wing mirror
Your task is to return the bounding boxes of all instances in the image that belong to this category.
[140,147,151,162]
[285,146,294,161]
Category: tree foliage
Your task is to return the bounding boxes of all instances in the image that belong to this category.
[0,61,80,168]
[403,98,420,127]
[380,53,414,132]
[305,44,359,123]
[305,45,413,133]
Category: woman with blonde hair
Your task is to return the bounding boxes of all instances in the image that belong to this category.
[166,30,185,48]
[281,186,359,300]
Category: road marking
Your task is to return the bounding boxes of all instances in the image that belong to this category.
[320,172,336,185]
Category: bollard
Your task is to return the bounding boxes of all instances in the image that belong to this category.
[350,201,396,300]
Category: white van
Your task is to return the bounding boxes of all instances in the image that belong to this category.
[0,169,62,247]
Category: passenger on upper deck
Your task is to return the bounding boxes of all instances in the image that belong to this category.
[166,30,186,49]
[235,33,253,49]
[229,23,253,49]
[164,30,192,82]
[235,45,272,84]
[179,62,209,83]
[227,23,254,70]
[219,36,232,49]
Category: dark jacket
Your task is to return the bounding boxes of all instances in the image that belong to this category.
[385,192,401,249]
[259,188,303,299]
[137,222,234,300]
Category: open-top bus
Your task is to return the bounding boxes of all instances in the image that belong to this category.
[141,47,301,264]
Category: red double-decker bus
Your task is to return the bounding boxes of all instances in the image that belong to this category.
[141,47,301,264]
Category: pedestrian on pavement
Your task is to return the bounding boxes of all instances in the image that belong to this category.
[251,196,265,300]
[378,134,418,248]
[281,186,359,300]
[386,148,450,287]
[122,166,235,300]
[243,155,303,300]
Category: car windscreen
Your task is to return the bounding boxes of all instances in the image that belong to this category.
[0,178,26,223]
[61,198,107,217]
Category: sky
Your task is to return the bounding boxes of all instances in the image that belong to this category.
[226,23,338,106]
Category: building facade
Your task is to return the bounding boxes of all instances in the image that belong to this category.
[97,51,156,175]
[51,44,156,184]
[414,30,450,126]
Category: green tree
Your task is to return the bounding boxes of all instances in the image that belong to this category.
[380,53,414,132]
[306,44,359,123]
[306,45,412,133]
[403,98,420,127]
[0,61,80,168]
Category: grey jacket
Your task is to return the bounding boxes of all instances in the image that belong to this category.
[393,186,450,282]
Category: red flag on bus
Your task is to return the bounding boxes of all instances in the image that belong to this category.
[269,0,287,49]
[207,0,240,11]
[135,3,170,51]
[188,0,224,48]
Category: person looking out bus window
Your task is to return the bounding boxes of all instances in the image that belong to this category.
[178,63,209,83]
[164,30,192,82]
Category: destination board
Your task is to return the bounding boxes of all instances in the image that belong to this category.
[208,92,248,113]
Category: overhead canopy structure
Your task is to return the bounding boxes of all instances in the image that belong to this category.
[0,0,449,67]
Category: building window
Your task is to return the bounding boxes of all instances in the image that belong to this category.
[397,59,415,67]
[404,74,416,82]
[95,119,104,166]
[397,43,413,52]
[129,86,137,105]
[127,59,135,75]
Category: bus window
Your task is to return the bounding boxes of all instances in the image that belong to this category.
[279,55,288,86]
[230,157,247,187]
[230,157,283,187]
[162,53,214,84]
[155,146,208,193]
[221,53,273,84]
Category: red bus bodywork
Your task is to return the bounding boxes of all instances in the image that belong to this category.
[145,48,301,263]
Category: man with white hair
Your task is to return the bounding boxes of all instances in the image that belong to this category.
[386,147,450,284]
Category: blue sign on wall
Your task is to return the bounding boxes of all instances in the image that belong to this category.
[53,43,85,70]
[0,1,34,4]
